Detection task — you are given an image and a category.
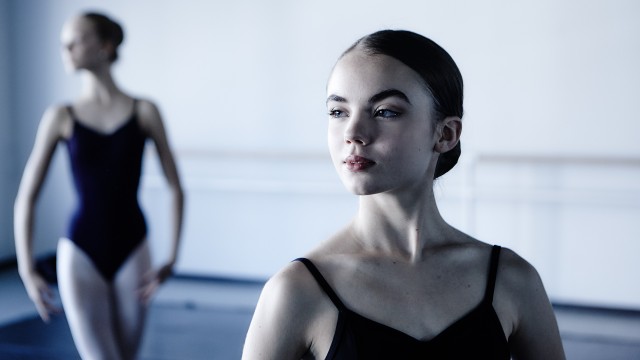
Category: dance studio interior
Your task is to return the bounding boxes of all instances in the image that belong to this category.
[0,0,639,359]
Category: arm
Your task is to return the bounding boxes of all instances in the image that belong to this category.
[136,100,184,303]
[243,264,317,360]
[504,251,566,359]
[14,106,68,322]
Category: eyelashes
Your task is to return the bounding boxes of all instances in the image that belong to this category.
[374,109,400,118]
[327,108,402,119]
[328,109,346,118]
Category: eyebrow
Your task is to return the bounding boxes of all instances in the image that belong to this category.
[326,94,346,104]
[369,89,411,105]
[326,89,411,105]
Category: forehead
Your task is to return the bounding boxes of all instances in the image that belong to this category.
[60,16,96,41]
[327,50,427,100]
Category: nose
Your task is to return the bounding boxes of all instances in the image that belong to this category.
[62,43,73,53]
[344,112,370,146]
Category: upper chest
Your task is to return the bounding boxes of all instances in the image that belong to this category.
[71,99,137,134]
[312,249,502,342]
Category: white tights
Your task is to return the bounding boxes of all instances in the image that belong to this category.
[57,238,151,360]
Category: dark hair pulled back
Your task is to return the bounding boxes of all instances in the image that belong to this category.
[81,12,124,62]
[344,30,463,179]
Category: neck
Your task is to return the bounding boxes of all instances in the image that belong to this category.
[79,66,121,103]
[352,185,451,262]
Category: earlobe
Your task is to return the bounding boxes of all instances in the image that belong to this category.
[434,116,462,154]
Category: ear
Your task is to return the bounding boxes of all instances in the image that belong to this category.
[434,116,462,154]
[100,41,114,60]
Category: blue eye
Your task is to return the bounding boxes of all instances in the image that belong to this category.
[375,109,400,118]
[328,109,347,118]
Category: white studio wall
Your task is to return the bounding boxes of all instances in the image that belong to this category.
[3,0,640,309]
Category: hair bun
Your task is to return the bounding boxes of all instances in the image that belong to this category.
[82,12,125,62]
[108,18,124,46]
[434,141,460,179]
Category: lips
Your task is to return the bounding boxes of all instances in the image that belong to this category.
[344,155,376,171]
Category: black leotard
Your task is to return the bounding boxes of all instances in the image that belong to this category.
[65,102,147,281]
[294,245,510,359]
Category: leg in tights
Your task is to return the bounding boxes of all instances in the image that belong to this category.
[57,238,122,360]
[113,240,152,360]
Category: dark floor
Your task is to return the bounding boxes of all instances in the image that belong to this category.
[0,303,252,359]
[1,267,640,359]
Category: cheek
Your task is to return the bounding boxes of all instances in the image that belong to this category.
[386,132,432,171]
[407,133,432,162]
[327,124,343,156]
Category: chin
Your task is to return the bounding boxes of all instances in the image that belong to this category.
[62,62,81,73]
[343,181,384,196]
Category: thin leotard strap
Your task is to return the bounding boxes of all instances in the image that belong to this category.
[294,258,347,312]
[484,245,502,304]
[66,104,75,118]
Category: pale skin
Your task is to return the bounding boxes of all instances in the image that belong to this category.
[13,15,184,360]
[242,49,565,359]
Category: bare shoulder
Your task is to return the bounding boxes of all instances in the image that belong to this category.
[44,103,71,117]
[243,261,335,359]
[135,98,160,117]
[494,247,548,321]
[495,247,546,302]
[496,247,537,279]
[260,260,333,323]
[38,104,73,140]
[264,260,321,302]
[494,247,565,359]
[44,104,72,125]
[133,98,163,132]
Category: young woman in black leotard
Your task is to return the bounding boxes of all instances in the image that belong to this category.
[243,30,565,359]
[14,12,184,360]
